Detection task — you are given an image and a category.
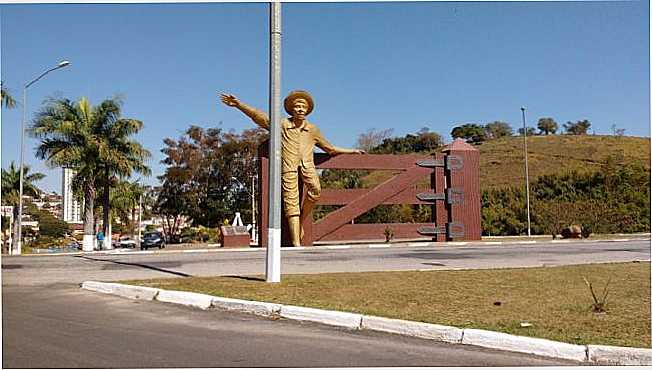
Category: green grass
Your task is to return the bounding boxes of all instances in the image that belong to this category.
[478,135,650,189]
[124,262,650,348]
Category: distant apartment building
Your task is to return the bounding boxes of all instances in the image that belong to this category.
[62,168,82,222]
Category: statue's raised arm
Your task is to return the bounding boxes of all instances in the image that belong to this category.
[219,93,270,130]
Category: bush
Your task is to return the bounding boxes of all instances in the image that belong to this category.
[482,162,650,236]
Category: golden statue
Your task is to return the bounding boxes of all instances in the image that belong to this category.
[220,90,364,247]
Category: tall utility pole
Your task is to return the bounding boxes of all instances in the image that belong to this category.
[17,60,70,255]
[266,1,282,283]
[521,107,532,237]
[251,173,257,244]
[137,193,143,250]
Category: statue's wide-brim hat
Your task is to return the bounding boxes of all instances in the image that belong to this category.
[284,90,314,116]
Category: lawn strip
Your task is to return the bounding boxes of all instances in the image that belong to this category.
[122,262,650,348]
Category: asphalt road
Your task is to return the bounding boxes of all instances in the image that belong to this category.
[2,284,577,368]
[2,239,648,367]
[2,238,649,285]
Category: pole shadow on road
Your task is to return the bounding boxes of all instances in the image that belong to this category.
[76,256,192,277]
[222,275,266,282]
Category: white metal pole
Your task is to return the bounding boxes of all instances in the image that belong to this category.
[521,107,532,237]
[16,61,71,255]
[137,194,142,249]
[252,173,257,244]
[16,87,27,255]
[266,1,282,283]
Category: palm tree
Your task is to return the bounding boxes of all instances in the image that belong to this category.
[31,97,150,251]
[110,180,145,236]
[1,83,17,109]
[92,98,150,248]
[1,161,45,251]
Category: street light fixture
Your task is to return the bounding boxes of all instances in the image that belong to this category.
[16,60,71,255]
[521,107,532,237]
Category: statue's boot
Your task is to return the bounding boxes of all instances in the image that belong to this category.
[288,216,301,247]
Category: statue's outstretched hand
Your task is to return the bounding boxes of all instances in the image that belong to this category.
[220,93,240,107]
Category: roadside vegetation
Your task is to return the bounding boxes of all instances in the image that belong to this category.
[127,262,651,348]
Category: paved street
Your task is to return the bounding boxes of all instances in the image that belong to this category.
[2,284,576,368]
[2,238,649,285]
[2,238,648,367]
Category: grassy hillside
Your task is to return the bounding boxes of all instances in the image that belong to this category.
[355,135,649,190]
[479,135,650,189]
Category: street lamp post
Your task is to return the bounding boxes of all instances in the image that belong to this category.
[521,107,532,237]
[267,1,282,283]
[16,60,70,255]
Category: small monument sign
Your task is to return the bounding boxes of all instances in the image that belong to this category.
[220,225,250,248]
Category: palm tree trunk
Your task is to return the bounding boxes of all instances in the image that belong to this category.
[11,206,19,254]
[102,172,113,250]
[82,185,96,252]
[131,206,136,236]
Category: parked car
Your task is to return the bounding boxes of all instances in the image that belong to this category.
[65,241,81,251]
[141,231,165,250]
[118,236,137,248]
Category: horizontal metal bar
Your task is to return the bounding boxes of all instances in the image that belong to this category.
[417,225,445,236]
[416,155,463,171]
[416,159,444,168]
[416,192,446,202]
[416,188,464,204]
[417,222,465,238]
[447,222,465,238]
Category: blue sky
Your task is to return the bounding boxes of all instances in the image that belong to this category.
[1,1,650,193]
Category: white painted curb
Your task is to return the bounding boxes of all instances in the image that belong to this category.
[280,305,362,329]
[81,281,159,301]
[362,315,462,343]
[211,296,281,317]
[155,290,214,310]
[82,281,119,294]
[587,344,652,365]
[461,328,587,362]
[81,281,651,365]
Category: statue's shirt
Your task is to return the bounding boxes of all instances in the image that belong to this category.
[247,108,338,173]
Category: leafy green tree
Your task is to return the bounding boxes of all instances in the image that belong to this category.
[563,119,591,135]
[25,203,70,238]
[517,126,536,136]
[451,124,486,143]
[372,128,443,154]
[109,180,146,236]
[156,126,266,237]
[1,161,45,250]
[537,117,558,135]
[484,121,513,139]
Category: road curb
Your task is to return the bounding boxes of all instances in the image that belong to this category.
[81,281,651,365]
[156,290,214,310]
[280,305,362,329]
[361,315,462,343]
[587,344,652,365]
[81,281,160,300]
[461,328,587,362]
[211,296,281,317]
